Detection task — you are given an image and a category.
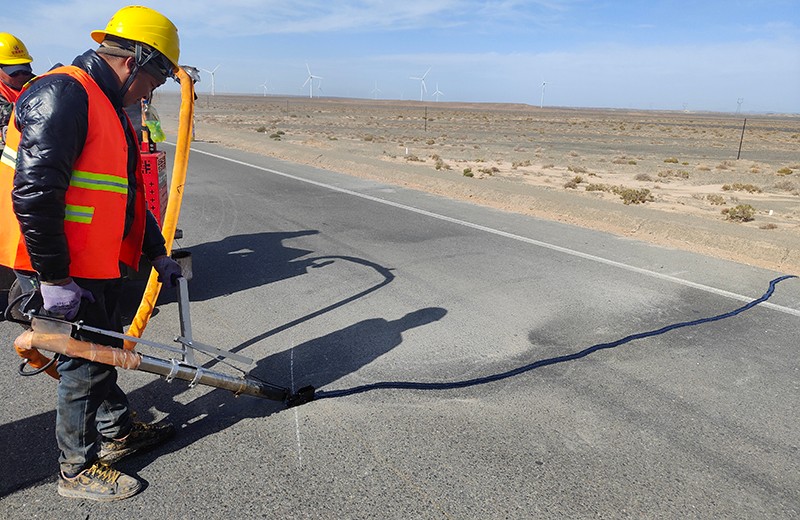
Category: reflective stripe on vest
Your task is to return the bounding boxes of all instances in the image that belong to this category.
[65,203,95,224]
[70,170,129,195]
[1,144,15,169]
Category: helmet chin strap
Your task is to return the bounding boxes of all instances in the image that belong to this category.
[118,42,163,100]
[118,42,144,100]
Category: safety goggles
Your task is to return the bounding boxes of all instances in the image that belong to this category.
[1,64,33,77]
[140,52,174,85]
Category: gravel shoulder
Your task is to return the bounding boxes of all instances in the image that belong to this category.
[155,93,800,274]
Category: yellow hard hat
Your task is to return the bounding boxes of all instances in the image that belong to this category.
[91,5,180,67]
[0,32,33,65]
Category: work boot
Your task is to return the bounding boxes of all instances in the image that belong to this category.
[58,462,142,501]
[99,421,175,465]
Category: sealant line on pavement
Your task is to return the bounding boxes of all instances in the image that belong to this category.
[315,275,796,400]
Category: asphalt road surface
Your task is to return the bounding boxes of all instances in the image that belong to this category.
[1,142,798,519]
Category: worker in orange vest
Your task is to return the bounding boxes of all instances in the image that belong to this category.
[0,6,182,501]
[0,32,35,146]
[0,33,35,290]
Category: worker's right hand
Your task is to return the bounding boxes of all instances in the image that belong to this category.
[152,255,182,288]
[40,278,95,320]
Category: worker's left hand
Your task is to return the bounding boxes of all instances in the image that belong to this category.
[152,255,182,288]
[40,278,95,320]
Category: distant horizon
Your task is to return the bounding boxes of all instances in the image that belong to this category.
[157,91,800,117]
[5,1,798,113]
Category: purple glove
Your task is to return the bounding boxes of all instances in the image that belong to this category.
[40,279,96,320]
[152,255,182,288]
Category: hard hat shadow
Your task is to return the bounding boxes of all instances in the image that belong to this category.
[119,230,320,318]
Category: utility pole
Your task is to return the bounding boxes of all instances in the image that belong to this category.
[737,118,747,160]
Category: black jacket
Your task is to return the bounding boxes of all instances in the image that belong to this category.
[11,50,166,282]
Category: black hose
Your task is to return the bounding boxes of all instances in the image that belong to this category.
[3,290,33,325]
[18,354,59,377]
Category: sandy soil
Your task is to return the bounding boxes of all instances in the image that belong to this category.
[153,93,800,274]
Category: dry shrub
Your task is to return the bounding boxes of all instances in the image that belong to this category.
[722,204,756,222]
[658,169,689,179]
[777,167,793,176]
[512,160,532,169]
[585,183,612,193]
[634,173,653,182]
[616,187,654,205]
[585,183,653,204]
[706,194,726,205]
[568,165,588,174]
[564,175,583,189]
[612,156,637,165]
[664,157,679,164]
[722,183,762,193]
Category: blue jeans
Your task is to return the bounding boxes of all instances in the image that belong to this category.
[17,273,134,476]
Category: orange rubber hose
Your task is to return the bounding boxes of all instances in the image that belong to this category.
[124,67,195,349]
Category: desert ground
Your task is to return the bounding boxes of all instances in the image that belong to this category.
[154,93,800,274]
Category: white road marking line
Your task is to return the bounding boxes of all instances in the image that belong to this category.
[190,147,800,318]
[290,338,302,467]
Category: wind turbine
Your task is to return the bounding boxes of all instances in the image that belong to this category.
[540,81,546,108]
[371,81,382,100]
[736,97,744,114]
[260,80,269,97]
[410,67,430,102]
[432,83,444,102]
[303,63,322,99]
[201,64,220,95]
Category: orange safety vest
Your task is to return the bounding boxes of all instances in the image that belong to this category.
[0,65,146,279]
[0,80,19,104]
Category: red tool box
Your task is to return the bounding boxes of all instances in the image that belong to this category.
[140,140,168,227]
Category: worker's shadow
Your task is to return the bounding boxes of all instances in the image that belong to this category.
[116,306,447,476]
[0,406,59,497]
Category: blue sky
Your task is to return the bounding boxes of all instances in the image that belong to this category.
[3,1,799,113]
